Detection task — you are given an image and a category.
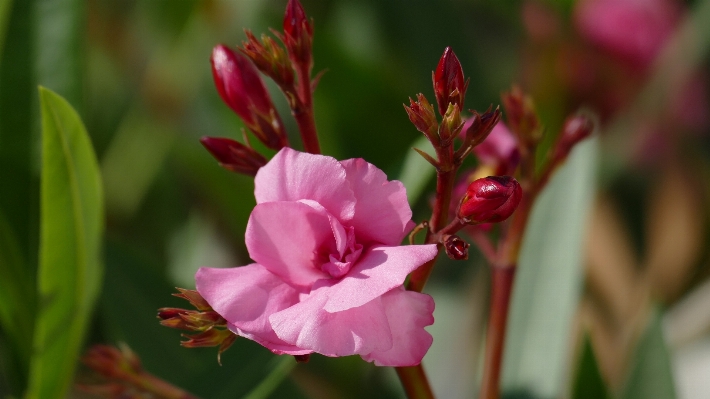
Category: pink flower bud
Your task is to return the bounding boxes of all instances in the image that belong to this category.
[433,47,468,116]
[553,114,594,161]
[458,176,522,224]
[443,235,469,260]
[200,137,267,176]
[283,0,313,66]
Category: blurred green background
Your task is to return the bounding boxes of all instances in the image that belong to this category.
[1,0,709,398]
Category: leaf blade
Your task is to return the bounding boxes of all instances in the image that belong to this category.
[26,87,104,399]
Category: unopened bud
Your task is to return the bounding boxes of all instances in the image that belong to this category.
[283,0,314,67]
[200,136,268,176]
[553,114,594,161]
[439,103,463,144]
[433,47,468,116]
[211,45,287,150]
[240,31,294,88]
[501,86,541,144]
[82,344,142,380]
[473,122,521,176]
[404,93,438,141]
[173,287,212,311]
[458,176,522,224]
[443,235,469,260]
[158,307,225,331]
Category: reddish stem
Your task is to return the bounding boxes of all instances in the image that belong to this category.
[293,63,321,154]
[479,265,516,399]
[396,364,436,399]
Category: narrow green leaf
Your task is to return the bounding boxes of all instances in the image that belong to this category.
[572,335,611,399]
[26,87,104,399]
[243,356,297,399]
[398,135,436,205]
[502,138,598,398]
[621,309,676,399]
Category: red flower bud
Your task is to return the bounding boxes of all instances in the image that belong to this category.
[283,0,313,67]
[501,86,541,144]
[553,114,594,161]
[443,235,469,260]
[240,30,295,89]
[200,136,267,176]
[433,47,468,116]
[211,45,287,150]
[458,176,522,224]
[404,93,438,141]
[82,344,142,380]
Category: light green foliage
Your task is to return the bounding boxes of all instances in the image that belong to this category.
[26,87,104,399]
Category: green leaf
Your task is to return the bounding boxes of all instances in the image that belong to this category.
[398,135,436,205]
[243,356,297,399]
[502,138,598,398]
[621,309,676,399]
[26,87,104,399]
[573,335,611,399]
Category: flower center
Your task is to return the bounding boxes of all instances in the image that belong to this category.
[320,225,362,278]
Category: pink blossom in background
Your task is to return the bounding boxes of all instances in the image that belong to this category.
[574,0,680,69]
[472,121,520,176]
[196,148,438,366]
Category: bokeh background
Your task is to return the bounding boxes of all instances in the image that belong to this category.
[1,0,709,398]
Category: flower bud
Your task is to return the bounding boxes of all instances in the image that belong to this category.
[404,93,438,141]
[438,103,463,144]
[200,136,267,176]
[172,287,213,311]
[211,45,287,150]
[283,0,314,67]
[443,235,469,260]
[158,307,225,331]
[501,86,541,145]
[433,47,468,116]
[82,344,142,380]
[458,176,522,224]
[240,31,294,88]
[553,114,594,161]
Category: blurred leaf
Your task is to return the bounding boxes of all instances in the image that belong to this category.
[502,138,598,398]
[35,0,84,110]
[244,356,297,399]
[26,87,104,398]
[572,335,611,399]
[621,309,676,399]
[0,0,13,59]
[398,135,436,205]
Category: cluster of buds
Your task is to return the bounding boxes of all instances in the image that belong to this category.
[405,47,502,170]
[78,343,198,399]
[157,288,236,364]
[203,0,320,175]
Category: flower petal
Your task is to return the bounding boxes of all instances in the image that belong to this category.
[361,287,435,366]
[195,264,310,354]
[341,158,413,246]
[270,289,393,357]
[254,148,356,223]
[322,244,438,313]
[246,201,334,287]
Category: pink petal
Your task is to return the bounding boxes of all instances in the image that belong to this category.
[195,264,310,354]
[246,201,334,288]
[321,244,438,313]
[254,148,356,223]
[341,158,413,246]
[361,287,435,366]
[269,288,393,357]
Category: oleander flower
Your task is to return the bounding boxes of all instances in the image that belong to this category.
[196,148,438,366]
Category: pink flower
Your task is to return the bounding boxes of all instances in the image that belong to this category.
[472,122,520,176]
[195,148,438,366]
[574,0,680,69]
